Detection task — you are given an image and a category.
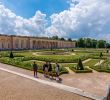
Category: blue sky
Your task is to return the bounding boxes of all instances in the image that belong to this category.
[0,0,110,42]
[0,0,70,18]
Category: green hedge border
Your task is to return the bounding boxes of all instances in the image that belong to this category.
[0,59,68,76]
[69,66,92,73]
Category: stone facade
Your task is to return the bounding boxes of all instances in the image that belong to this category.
[0,35,76,50]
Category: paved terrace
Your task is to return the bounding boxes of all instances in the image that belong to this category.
[0,63,110,100]
[0,69,90,100]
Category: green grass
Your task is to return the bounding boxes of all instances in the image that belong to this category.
[0,57,68,75]
[91,59,110,73]
[60,63,77,67]
[14,51,91,63]
[0,48,109,73]
[84,59,110,73]
[84,59,100,67]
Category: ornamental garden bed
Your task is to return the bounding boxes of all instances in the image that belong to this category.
[69,66,92,73]
[0,57,68,75]
[90,60,110,73]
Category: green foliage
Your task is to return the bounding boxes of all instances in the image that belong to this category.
[77,38,108,48]
[100,52,103,58]
[69,66,92,73]
[77,58,84,70]
[84,59,99,67]
[77,38,85,47]
[97,40,106,48]
[21,55,89,63]
[90,59,110,73]
[68,38,72,41]
[10,51,14,58]
[60,37,65,41]
[51,35,59,40]
[0,57,68,75]
[106,43,110,48]
[107,50,109,53]
[0,48,109,74]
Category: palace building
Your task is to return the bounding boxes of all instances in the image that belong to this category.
[0,34,76,50]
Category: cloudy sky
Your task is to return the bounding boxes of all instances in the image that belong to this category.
[0,0,110,42]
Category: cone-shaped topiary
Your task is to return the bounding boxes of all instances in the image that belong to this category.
[72,49,74,52]
[10,51,14,58]
[107,50,109,53]
[77,58,84,70]
[100,52,103,58]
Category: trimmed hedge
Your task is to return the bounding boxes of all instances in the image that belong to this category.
[69,66,92,73]
[0,57,68,75]
[22,55,90,63]
[90,65,110,73]
[85,59,110,73]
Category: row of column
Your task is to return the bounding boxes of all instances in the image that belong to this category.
[0,36,75,50]
[30,40,58,49]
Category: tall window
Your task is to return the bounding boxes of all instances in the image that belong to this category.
[8,43,10,49]
[21,40,24,48]
[15,40,19,49]
[26,40,29,49]
[2,43,4,49]
[33,40,36,49]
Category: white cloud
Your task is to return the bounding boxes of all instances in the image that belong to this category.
[0,1,110,42]
[46,0,110,41]
[0,4,47,36]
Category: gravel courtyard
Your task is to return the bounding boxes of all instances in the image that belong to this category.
[0,70,90,100]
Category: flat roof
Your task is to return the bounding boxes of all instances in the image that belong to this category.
[0,34,76,42]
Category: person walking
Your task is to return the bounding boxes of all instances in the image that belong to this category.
[33,62,38,78]
[55,63,60,80]
[48,62,53,79]
[43,62,48,77]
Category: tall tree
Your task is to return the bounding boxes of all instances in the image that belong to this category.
[60,37,65,41]
[52,36,59,40]
[76,38,109,48]
[85,38,92,48]
[97,40,106,48]
[91,39,97,48]
[106,43,110,48]
[77,38,85,47]
[68,38,72,41]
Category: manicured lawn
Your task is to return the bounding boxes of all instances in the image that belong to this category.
[91,59,110,73]
[0,48,109,73]
[0,57,68,75]
[84,59,100,67]
[14,51,91,63]
[84,59,110,73]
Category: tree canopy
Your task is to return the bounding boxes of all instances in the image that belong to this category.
[77,38,109,48]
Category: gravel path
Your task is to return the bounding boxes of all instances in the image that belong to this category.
[94,60,105,66]
[0,70,91,100]
[0,63,109,99]
[82,58,92,64]
[65,67,74,74]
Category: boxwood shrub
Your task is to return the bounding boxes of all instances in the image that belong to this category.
[69,66,92,73]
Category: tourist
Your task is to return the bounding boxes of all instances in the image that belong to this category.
[48,62,53,79]
[33,62,38,78]
[43,62,48,77]
[55,63,60,80]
